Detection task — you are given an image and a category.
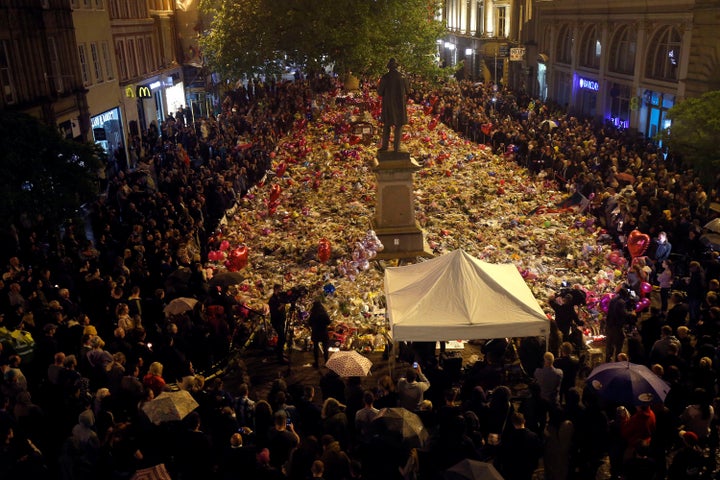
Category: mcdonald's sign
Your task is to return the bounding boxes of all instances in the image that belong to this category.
[136,85,152,98]
[125,86,135,98]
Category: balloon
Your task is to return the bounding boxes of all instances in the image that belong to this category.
[269,184,282,203]
[599,293,615,313]
[323,283,336,296]
[627,229,650,258]
[318,238,331,263]
[219,240,230,252]
[635,297,651,313]
[640,282,653,296]
[229,245,249,270]
[275,162,287,177]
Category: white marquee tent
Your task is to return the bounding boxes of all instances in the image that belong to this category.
[385,250,549,342]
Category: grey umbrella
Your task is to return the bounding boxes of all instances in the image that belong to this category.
[371,407,429,449]
[208,271,245,289]
[444,459,505,480]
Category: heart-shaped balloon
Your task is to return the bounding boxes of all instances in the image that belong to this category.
[627,230,650,258]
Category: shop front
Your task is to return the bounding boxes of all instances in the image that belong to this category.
[576,75,599,119]
[122,68,185,140]
[639,89,674,139]
[91,107,125,159]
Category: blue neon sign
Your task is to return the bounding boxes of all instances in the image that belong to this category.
[578,77,599,91]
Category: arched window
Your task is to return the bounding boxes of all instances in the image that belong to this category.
[556,25,572,65]
[645,26,681,82]
[608,25,636,75]
[579,25,601,69]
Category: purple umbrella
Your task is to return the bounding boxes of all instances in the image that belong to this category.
[586,361,670,405]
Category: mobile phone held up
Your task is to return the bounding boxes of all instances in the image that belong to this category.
[412,362,418,369]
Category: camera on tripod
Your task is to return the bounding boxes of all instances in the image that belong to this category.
[283,285,309,305]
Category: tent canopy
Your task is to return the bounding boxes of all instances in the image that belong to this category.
[385,250,549,342]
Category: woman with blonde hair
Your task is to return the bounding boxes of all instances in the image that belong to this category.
[142,362,166,397]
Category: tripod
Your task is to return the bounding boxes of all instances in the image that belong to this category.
[283,302,303,374]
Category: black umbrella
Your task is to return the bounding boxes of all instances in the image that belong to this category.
[164,267,192,294]
[371,407,429,449]
[444,459,505,480]
[208,271,245,289]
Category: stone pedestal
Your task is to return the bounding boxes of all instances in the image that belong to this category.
[372,151,432,259]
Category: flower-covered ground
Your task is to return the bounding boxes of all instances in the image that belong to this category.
[208,89,625,344]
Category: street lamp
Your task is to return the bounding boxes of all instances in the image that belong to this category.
[465,49,474,80]
[445,42,456,65]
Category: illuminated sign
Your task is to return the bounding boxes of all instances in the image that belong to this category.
[125,86,135,98]
[578,77,599,91]
[136,86,152,98]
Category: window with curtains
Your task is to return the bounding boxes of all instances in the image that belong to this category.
[102,41,114,79]
[78,44,91,85]
[645,26,681,82]
[579,25,601,69]
[556,25,573,64]
[91,42,103,82]
[608,25,636,75]
[0,40,16,104]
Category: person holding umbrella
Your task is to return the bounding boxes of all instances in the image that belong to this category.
[309,300,332,369]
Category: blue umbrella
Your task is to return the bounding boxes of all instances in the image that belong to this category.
[586,361,670,405]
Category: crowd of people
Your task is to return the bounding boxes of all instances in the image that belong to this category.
[0,69,718,480]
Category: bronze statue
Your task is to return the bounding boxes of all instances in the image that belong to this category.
[377,58,410,152]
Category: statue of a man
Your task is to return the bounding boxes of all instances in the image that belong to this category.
[377,58,410,152]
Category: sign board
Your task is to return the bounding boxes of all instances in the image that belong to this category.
[578,77,599,92]
[351,121,374,145]
[510,48,526,62]
[136,85,153,98]
[498,45,510,57]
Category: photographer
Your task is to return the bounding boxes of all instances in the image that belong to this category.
[549,286,584,350]
[309,300,331,369]
[605,287,633,362]
[268,284,289,364]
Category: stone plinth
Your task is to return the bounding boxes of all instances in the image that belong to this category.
[372,151,432,259]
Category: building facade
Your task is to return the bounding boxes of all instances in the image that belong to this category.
[109,0,184,167]
[534,0,720,137]
[0,0,90,141]
[441,0,537,91]
[71,0,123,163]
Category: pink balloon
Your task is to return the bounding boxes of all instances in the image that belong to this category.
[635,297,651,313]
[640,282,652,296]
[599,293,614,313]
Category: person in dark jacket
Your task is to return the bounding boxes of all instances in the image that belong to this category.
[496,411,543,480]
[308,300,331,368]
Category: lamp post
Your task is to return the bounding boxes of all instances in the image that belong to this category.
[494,51,498,84]
[465,48,474,80]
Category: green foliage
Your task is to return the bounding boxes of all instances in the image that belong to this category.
[199,0,445,81]
[0,111,104,229]
[661,90,720,182]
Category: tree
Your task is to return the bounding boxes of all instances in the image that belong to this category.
[660,90,720,183]
[199,0,446,81]
[0,111,104,233]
